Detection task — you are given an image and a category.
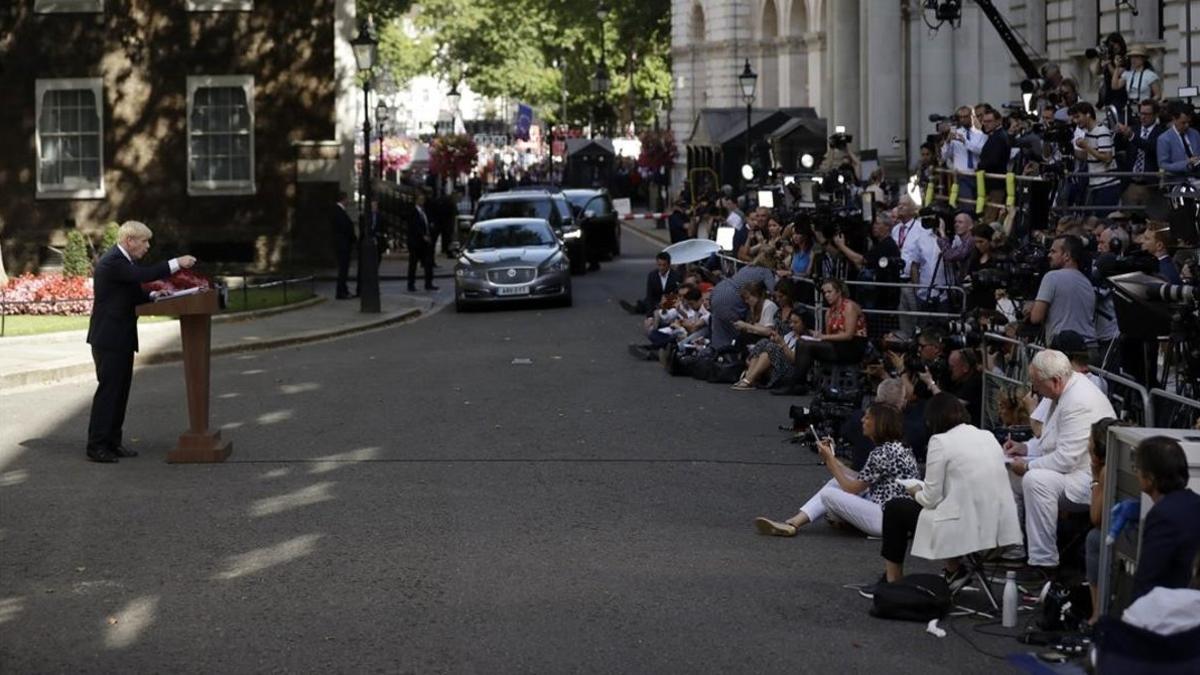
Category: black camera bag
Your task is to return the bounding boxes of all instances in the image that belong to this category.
[869,574,951,622]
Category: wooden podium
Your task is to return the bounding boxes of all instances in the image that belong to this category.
[137,289,232,463]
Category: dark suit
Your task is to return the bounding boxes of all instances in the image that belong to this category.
[978,128,1011,192]
[86,246,173,455]
[641,269,681,314]
[1132,488,1200,601]
[331,202,356,298]
[1118,122,1165,175]
[406,204,434,289]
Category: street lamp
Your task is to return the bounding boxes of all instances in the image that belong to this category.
[447,81,462,114]
[375,100,389,180]
[591,59,610,138]
[351,18,380,313]
[738,59,758,187]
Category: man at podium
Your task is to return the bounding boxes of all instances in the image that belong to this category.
[85,221,196,463]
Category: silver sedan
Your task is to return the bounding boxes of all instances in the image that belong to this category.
[454,218,573,311]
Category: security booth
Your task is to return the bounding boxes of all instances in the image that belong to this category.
[683,107,826,189]
[563,139,615,189]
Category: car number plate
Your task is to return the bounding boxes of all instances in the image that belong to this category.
[497,285,530,296]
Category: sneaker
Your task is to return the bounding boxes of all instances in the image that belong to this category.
[858,574,887,599]
[944,565,971,594]
[753,517,797,537]
[999,544,1027,565]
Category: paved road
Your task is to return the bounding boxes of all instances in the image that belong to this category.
[0,229,1017,672]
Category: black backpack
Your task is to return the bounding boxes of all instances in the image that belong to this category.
[870,573,951,622]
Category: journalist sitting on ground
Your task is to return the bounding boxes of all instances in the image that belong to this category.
[620,251,681,316]
[864,393,1023,597]
[733,309,806,392]
[790,279,868,393]
[708,250,778,350]
[731,280,778,342]
[754,403,919,539]
[1005,349,1116,571]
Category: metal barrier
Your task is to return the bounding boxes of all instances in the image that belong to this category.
[221,274,316,312]
[1150,388,1200,429]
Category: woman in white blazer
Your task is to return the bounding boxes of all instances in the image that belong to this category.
[860,393,1023,597]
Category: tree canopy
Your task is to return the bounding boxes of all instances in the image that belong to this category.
[371,0,671,128]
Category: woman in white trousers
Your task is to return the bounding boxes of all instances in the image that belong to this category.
[755,404,920,538]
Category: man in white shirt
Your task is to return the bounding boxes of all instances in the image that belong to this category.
[893,196,937,337]
[939,106,984,200]
[1005,350,1115,569]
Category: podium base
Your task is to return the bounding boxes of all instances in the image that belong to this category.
[167,431,233,464]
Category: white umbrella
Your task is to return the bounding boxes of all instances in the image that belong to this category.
[662,238,721,265]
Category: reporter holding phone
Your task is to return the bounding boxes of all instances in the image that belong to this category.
[754,404,919,538]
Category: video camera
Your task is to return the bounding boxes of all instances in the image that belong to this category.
[828,126,854,150]
[788,386,864,450]
[917,203,953,231]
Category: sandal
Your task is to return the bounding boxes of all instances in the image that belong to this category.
[731,378,754,390]
[754,517,797,537]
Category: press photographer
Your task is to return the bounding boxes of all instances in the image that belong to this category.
[1070,102,1121,207]
[831,210,901,307]
[1115,100,1166,205]
[1087,31,1129,111]
[935,106,985,199]
[1026,234,1096,351]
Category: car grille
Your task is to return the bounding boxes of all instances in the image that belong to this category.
[487,267,537,284]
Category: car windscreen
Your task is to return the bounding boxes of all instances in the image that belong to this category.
[475,199,554,222]
[565,193,610,216]
[467,223,556,250]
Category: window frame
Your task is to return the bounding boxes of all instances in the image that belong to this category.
[35,77,106,200]
[185,0,253,11]
[34,0,104,13]
[186,74,256,196]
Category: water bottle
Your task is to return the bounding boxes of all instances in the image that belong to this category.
[1002,570,1019,628]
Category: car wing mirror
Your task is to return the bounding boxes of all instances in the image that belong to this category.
[584,210,596,219]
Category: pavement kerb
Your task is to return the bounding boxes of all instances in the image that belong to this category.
[0,304,425,393]
[621,221,671,248]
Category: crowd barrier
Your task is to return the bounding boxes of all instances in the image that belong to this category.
[981,332,1155,431]
[1150,388,1200,429]
[925,167,1187,216]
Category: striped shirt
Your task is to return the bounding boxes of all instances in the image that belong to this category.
[1085,124,1118,188]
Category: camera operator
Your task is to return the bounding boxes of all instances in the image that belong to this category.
[1027,234,1097,353]
[1071,102,1121,207]
[1090,32,1129,111]
[833,210,901,308]
[939,106,985,200]
[963,223,1003,311]
[883,327,948,392]
[1092,225,1131,372]
[919,347,984,426]
[1116,100,1166,206]
[935,211,976,282]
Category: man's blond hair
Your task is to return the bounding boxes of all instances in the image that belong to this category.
[117,220,153,243]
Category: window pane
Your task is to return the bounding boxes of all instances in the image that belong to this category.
[190,135,209,159]
[192,104,209,132]
[212,135,231,158]
[232,158,249,181]
[82,159,101,182]
[80,107,98,132]
[42,137,61,162]
[231,135,249,156]
[212,156,230,180]
[62,136,79,160]
[81,135,99,159]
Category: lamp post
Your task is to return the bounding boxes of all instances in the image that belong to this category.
[375,100,389,180]
[351,18,380,313]
[738,59,758,189]
[593,2,610,138]
[591,60,610,138]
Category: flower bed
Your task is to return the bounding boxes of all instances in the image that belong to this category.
[1,270,212,316]
[0,274,93,315]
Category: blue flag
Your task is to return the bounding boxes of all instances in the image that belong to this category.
[514,103,533,141]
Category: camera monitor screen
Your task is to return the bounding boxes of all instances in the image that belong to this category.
[716,226,736,252]
[757,190,775,209]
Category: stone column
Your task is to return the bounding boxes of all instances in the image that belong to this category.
[805,31,825,114]
[860,0,902,158]
[829,1,859,139]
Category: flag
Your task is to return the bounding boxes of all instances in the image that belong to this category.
[514,103,533,141]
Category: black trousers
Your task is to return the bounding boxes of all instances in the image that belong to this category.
[335,242,353,297]
[87,346,134,452]
[407,240,434,288]
[794,338,866,386]
[880,497,923,564]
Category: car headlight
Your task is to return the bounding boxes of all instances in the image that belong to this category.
[543,257,569,273]
[455,267,482,279]
[562,228,583,240]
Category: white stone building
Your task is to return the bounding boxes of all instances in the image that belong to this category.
[670,0,1200,189]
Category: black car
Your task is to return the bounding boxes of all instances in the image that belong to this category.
[562,189,621,260]
[473,190,589,275]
